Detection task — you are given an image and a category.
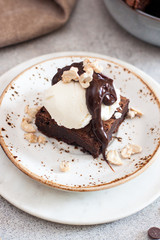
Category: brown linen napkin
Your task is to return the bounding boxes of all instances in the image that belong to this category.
[0,0,76,48]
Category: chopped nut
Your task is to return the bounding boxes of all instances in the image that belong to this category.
[24,133,38,143]
[60,59,103,88]
[114,112,122,119]
[25,105,41,118]
[60,161,70,172]
[79,68,93,88]
[121,145,133,159]
[127,107,143,119]
[62,67,79,83]
[38,135,46,144]
[106,150,123,165]
[24,117,32,123]
[21,118,36,133]
[90,60,103,73]
[83,58,103,73]
[83,58,91,67]
[121,143,142,159]
[129,144,142,154]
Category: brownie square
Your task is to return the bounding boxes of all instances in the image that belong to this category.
[35,96,129,158]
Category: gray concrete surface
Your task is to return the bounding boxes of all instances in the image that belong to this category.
[0,0,160,239]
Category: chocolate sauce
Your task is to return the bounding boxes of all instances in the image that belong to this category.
[51,62,117,162]
[86,72,117,161]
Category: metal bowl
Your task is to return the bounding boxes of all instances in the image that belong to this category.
[103,0,160,47]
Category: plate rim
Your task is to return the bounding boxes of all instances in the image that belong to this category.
[0,51,160,192]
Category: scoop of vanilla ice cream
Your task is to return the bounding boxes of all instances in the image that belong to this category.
[44,81,120,129]
[44,81,92,129]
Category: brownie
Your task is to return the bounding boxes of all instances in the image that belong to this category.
[35,96,129,158]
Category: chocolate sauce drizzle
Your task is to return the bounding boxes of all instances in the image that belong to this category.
[86,72,117,162]
[52,62,117,163]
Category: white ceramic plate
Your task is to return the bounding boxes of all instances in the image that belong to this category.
[0,52,160,225]
[0,52,160,192]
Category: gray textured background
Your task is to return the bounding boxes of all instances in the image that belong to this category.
[0,0,160,239]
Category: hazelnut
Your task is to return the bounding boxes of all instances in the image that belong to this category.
[25,105,41,118]
[38,135,46,144]
[121,144,133,159]
[121,144,142,159]
[79,68,93,88]
[21,118,36,133]
[106,150,123,165]
[83,59,103,73]
[62,67,79,83]
[24,133,38,143]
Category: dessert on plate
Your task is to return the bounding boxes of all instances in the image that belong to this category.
[35,59,129,164]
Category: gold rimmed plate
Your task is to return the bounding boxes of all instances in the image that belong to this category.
[0,52,160,192]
